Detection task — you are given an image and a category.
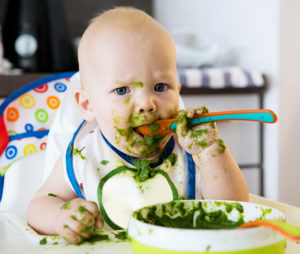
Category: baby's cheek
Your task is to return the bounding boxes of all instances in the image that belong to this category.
[162,104,179,119]
[111,109,130,127]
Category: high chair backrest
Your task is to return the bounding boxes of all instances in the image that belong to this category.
[0,72,76,202]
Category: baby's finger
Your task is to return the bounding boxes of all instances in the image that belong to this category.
[196,106,209,115]
[75,209,95,227]
[60,226,82,244]
[81,201,99,218]
[95,214,104,229]
[66,216,93,239]
[176,110,188,136]
[186,108,195,118]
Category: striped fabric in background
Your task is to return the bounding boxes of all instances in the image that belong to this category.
[177,67,264,88]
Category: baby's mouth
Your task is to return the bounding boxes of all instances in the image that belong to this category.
[133,127,146,142]
[131,116,159,142]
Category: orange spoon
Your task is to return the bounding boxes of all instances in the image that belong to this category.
[238,220,300,241]
[136,109,278,136]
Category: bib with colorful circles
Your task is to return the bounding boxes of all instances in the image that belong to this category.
[0,72,76,192]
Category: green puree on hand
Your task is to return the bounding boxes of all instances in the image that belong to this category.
[133,200,245,229]
[61,201,71,210]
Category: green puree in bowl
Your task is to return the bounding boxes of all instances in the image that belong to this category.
[133,200,245,229]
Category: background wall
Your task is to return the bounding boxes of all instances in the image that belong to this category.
[0,0,152,38]
[278,0,300,206]
[153,0,300,205]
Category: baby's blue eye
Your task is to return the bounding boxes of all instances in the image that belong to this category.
[115,87,129,95]
[154,83,166,92]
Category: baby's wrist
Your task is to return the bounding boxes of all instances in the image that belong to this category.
[193,138,226,158]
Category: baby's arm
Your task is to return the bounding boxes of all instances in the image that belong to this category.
[27,156,102,244]
[176,107,249,201]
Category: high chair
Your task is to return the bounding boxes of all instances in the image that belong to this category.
[0,72,80,220]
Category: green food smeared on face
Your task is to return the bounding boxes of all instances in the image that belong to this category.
[216,139,226,154]
[115,127,135,145]
[132,82,143,90]
[48,193,56,197]
[116,128,129,137]
[71,215,77,220]
[39,237,47,245]
[130,113,147,127]
[100,160,109,165]
[123,96,131,105]
[73,147,87,160]
[113,115,120,125]
[61,201,71,210]
[133,200,245,230]
[115,123,165,157]
[142,134,164,157]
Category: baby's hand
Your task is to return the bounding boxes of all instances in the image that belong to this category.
[56,198,103,244]
[176,106,219,155]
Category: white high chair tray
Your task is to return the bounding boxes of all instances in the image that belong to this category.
[0,211,133,254]
[1,195,300,254]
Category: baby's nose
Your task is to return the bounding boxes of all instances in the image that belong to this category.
[136,97,156,113]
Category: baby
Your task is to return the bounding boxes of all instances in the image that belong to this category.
[27,7,249,244]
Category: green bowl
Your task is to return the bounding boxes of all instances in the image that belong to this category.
[127,200,286,254]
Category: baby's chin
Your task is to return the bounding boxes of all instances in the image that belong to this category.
[111,134,172,159]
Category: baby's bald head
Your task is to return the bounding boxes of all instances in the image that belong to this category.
[78,7,176,91]
[75,7,179,157]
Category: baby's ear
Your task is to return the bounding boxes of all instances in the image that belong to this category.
[178,82,181,93]
[74,89,96,121]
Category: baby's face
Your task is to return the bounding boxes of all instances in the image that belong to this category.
[81,26,179,158]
